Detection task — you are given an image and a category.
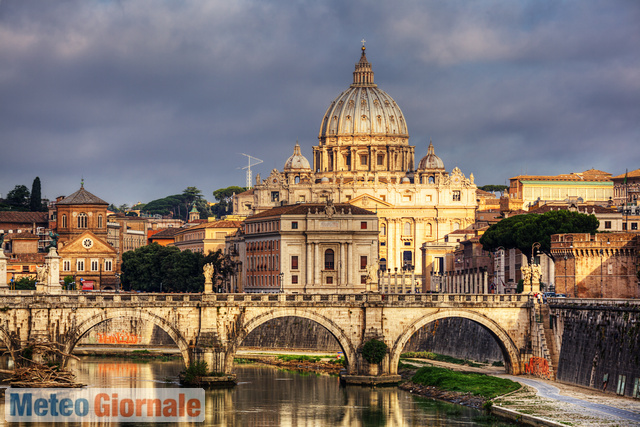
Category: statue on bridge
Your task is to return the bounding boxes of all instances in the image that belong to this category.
[47,231,59,250]
[36,264,49,284]
[366,260,380,292]
[203,263,214,294]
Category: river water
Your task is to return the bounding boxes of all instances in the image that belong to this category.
[1,357,514,426]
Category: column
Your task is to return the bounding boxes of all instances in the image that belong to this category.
[0,249,7,291]
[340,242,346,286]
[483,270,489,294]
[347,243,353,286]
[45,247,61,294]
[387,219,395,272]
[306,243,313,288]
[314,243,320,285]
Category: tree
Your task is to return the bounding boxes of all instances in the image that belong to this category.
[14,276,36,290]
[6,185,30,210]
[212,186,245,218]
[480,210,599,262]
[478,185,508,194]
[121,243,232,293]
[29,177,44,211]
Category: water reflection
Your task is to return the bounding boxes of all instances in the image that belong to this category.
[0,356,510,426]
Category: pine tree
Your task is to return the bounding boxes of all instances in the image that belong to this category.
[30,177,43,211]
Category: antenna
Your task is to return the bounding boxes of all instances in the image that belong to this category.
[239,153,263,188]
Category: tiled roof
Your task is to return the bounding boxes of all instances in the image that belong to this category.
[8,253,46,263]
[248,203,375,220]
[511,168,612,182]
[149,227,181,238]
[4,232,39,240]
[0,212,48,224]
[612,168,640,180]
[56,186,108,205]
[476,189,497,198]
[529,203,617,215]
[236,189,255,196]
[176,220,243,233]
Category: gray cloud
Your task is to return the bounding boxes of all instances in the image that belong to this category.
[1,0,638,205]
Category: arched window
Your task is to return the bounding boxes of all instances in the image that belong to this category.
[426,223,433,236]
[428,176,435,184]
[78,213,87,228]
[295,176,300,184]
[453,222,460,231]
[61,214,67,228]
[381,224,386,236]
[404,222,411,235]
[379,258,387,272]
[98,214,103,228]
[324,249,334,270]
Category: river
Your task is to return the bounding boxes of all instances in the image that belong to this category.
[1,356,515,426]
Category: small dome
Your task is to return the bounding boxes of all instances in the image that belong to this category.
[284,142,311,170]
[418,141,445,170]
[320,177,330,183]
[401,177,410,183]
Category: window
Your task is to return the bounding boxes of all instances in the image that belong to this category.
[426,223,432,236]
[380,258,387,272]
[63,260,71,271]
[91,259,99,272]
[404,222,411,235]
[291,275,298,284]
[428,176,435,184]
[326,276,333,284]
[361,221,367,229]
[324,249,334,270]
[361,275,367,284]
[453,191,461,201]
[61,214,67,228]
[360,256,367,270]
[104,260,112,271]
[291,256,298,270]
[291,221,298,230]
[381,224,386,235]
[298,195,305,202]
[77,260,85,271]
[295,176,300,184]
[78,213,88,228]
[623,223,628,231]
[271,192,280,202]
[360,155,368,166]
[98,215,103,228]
[377,155,384,166]
[632,223,638,231]
[604,221,612,229]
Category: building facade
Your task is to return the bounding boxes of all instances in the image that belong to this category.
[228,203,378,293]
[172,220,242,254]
[232,46,477,280]
[55,184,118,290]
[612,168,640,207]
[551,232,639,299]
[508,169,613,210]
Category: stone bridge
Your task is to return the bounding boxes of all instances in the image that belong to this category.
[0,292,535,381]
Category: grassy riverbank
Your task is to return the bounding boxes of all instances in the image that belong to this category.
[411,366,520,399]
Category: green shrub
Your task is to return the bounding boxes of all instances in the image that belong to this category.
[411,366,520,399]
[362,339,387,364]
[183,361,208,384]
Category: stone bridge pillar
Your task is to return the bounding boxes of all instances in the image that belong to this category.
[0,250,8,291]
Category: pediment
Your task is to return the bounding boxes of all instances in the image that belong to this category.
[59,231,117,255]
[349,194,393,209]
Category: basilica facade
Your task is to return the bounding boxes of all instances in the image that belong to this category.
[233,46,477,287]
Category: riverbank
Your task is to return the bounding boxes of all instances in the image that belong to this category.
[237,354,344,375]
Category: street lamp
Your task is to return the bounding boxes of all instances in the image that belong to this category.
[531,242,541,293]
[599,248,603,299]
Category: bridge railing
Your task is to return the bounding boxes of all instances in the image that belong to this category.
[0,292,532,305]
[549,298,640,307]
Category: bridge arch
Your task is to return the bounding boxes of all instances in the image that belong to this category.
[228,308,358,374]
[389,310,522,375]
[62,308,191,367]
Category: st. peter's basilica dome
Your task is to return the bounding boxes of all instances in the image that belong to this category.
[318,46,408,139]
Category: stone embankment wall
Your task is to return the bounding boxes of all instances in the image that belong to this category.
[74,315,503,365]
[552,301,640,398]
[241,317,504,363]
[403,318,503,363]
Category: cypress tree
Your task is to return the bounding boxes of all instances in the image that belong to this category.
[30,177,42,211]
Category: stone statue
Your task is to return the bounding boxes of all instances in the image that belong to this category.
[0,233,4,251]
[255,173,261,186]
[324,200,336,218]
[520,265,531,287]
[530,264,542,286]
[47,231,59,249]
[203,263,214,283]
[36,264,49,283]
[366,261,379,283]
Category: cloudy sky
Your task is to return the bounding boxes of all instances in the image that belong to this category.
[1,0,638,206]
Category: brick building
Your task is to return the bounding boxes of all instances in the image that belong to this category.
[551,232,639,298]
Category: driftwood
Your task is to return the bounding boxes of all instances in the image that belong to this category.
[2,340,84,388]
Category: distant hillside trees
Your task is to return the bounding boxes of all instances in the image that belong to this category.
[478,185,508,194]
[135,187,211,220]
[211,186,246,218]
